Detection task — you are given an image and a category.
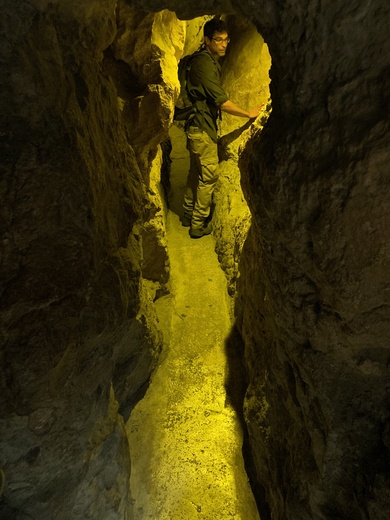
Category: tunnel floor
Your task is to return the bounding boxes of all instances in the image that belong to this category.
[127,125,259,519]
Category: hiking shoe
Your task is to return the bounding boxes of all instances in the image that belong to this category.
[181,213,192,227]
[189,222,212,239]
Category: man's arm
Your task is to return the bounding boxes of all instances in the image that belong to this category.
[220,100,263,119]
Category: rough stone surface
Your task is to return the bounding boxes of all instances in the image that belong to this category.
[111,1,183,170]
[182,16,214,57]
[0,1,168,518]
[125,0,235,20]
[237,2,390,519]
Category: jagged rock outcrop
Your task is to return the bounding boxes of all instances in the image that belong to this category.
[111,2,183,169]
[126,0,235,19]
[237,2,390,519]
[0,1,174,518]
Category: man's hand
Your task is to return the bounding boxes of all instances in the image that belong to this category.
[248,104,264,119]
[220,100,265,119]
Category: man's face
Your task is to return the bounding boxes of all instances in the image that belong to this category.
[205,31,230,58]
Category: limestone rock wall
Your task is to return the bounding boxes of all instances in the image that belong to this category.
[236,1,390,519]
[111,2,183,169]
[126,0,235,20]
[0,1,174,518]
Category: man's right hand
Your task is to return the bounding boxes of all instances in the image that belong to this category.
[248,104,264,119]
[220,100,265,119]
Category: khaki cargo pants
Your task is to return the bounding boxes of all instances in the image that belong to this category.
[183,127,219,230]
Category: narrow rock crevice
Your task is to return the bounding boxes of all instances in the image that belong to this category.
[127,125,260,519]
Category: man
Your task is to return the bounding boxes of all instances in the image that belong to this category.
[182,18,262,238]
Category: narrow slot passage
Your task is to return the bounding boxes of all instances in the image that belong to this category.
[127,125,260,519]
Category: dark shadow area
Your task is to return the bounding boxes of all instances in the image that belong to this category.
[160,136,172,200]
[225,324,272,520]
[0,503,30,520]
[166,123,189,220]
[218,120,252,161]
[102,47,144,98]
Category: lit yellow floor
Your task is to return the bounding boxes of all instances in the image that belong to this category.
[127,125,260,519]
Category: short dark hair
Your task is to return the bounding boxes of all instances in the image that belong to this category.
[203,18,228,39]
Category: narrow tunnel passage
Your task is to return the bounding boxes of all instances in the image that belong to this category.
[127,125,260,519]
[1,2,389,519]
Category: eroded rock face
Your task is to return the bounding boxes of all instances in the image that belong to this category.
[237,2,390,519]
[0,0,172,518]
[125,0,235,19]
[111,2,183,168]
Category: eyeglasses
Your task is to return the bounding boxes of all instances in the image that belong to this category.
[211,37,230,44]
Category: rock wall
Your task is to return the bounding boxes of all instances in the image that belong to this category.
[172,13,271,297]
[0,1,175,518]
[236,1,390,519]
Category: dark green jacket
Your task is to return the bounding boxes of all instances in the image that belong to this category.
[187,48,228,142]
